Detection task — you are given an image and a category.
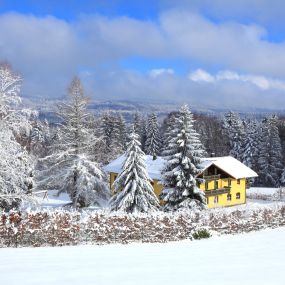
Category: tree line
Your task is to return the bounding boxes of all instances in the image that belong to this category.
[1,63,285,212]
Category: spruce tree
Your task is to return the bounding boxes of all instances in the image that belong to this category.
[110,131,160,213]
[258,115,283,186]
[242,119,260,171]
[161,112,178,153]
[133,112,141,135]
[222,111,245,160]
[99,111,115,163]
[161,104,206,211]
[112,114,127,155]
[145,113,161,159]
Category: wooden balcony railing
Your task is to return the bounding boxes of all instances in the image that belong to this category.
[204,186,231,197]
[203,174,221,181]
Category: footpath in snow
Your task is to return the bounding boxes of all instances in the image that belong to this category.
[0,227,284,285]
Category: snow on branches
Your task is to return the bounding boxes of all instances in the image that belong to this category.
[161,104,206,211]
[0,63,34,211]
[36,77,110,208]
[0,63,22,119]
[110,131,160,213]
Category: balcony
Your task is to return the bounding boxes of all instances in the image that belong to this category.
[202,174,221,181]
[204,186,231,197]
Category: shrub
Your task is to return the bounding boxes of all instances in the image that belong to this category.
[192,229,211,240]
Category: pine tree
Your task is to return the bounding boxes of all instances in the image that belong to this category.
[110,131,160,213]
[258,115,283,186]
[161,104,206,211]
[36,77,110,208]
[222,111,245,160]
[145,113,161,159]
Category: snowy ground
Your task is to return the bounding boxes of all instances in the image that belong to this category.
[0,227,284,285]
[36,188,283,210]
[247,187,277,196]
[35,190,71,208]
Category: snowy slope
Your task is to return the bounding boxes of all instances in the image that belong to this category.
[0,227,284,285]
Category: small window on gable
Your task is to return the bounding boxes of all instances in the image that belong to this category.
[237,179,240,185]
[228,179,231,186]
[227,193,232,201]
[236,192,241,199]
[214,196,219,204]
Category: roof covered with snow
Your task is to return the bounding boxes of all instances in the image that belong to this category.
[200,156,258,179]
[104,155,258,180]
[104,155,166,180]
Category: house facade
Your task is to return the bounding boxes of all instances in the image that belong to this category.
[104,155,258,208]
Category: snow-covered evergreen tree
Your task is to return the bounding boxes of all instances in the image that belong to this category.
[140,116,147,152]
[30,119,50,157]
[110,131,160,213]
[145,113,161,159]
[0,63,34,211]
[242,119,260,171]
[161,104,206,211]
[36,77,110,208]
[111,114,127,154]
[133,112,141,135]
[99,111,114,160]
[0,122,33,210]
[258,115,283,187]
[99,112,127,163]
[222,111,245,160]
[161,112,178,153]
[0,63,21,119]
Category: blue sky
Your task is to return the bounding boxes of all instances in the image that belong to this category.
[0,0,285,109]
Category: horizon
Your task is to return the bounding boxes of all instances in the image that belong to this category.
[1,1,285,110]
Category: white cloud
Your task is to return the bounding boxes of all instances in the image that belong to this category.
[189,68,285,91]
[189,69,215,82]
[149,68,174,78]
[0,11,285,108]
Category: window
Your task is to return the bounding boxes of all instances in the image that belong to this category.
[206,197,209,204]
[228,179,231,186]
[237,179,240,185]
[227,193,232,201]
[215,180,219,189]
[205,181,208,190]
[236,192,241,199]
[214,196,219,204]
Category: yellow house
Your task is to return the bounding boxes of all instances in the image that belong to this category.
[104,155,258,208]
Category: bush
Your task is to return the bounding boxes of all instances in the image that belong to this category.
[192,229,211,240]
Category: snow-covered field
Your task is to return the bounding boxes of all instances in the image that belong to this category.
[0,227,284,285]
[247,187,277,196]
